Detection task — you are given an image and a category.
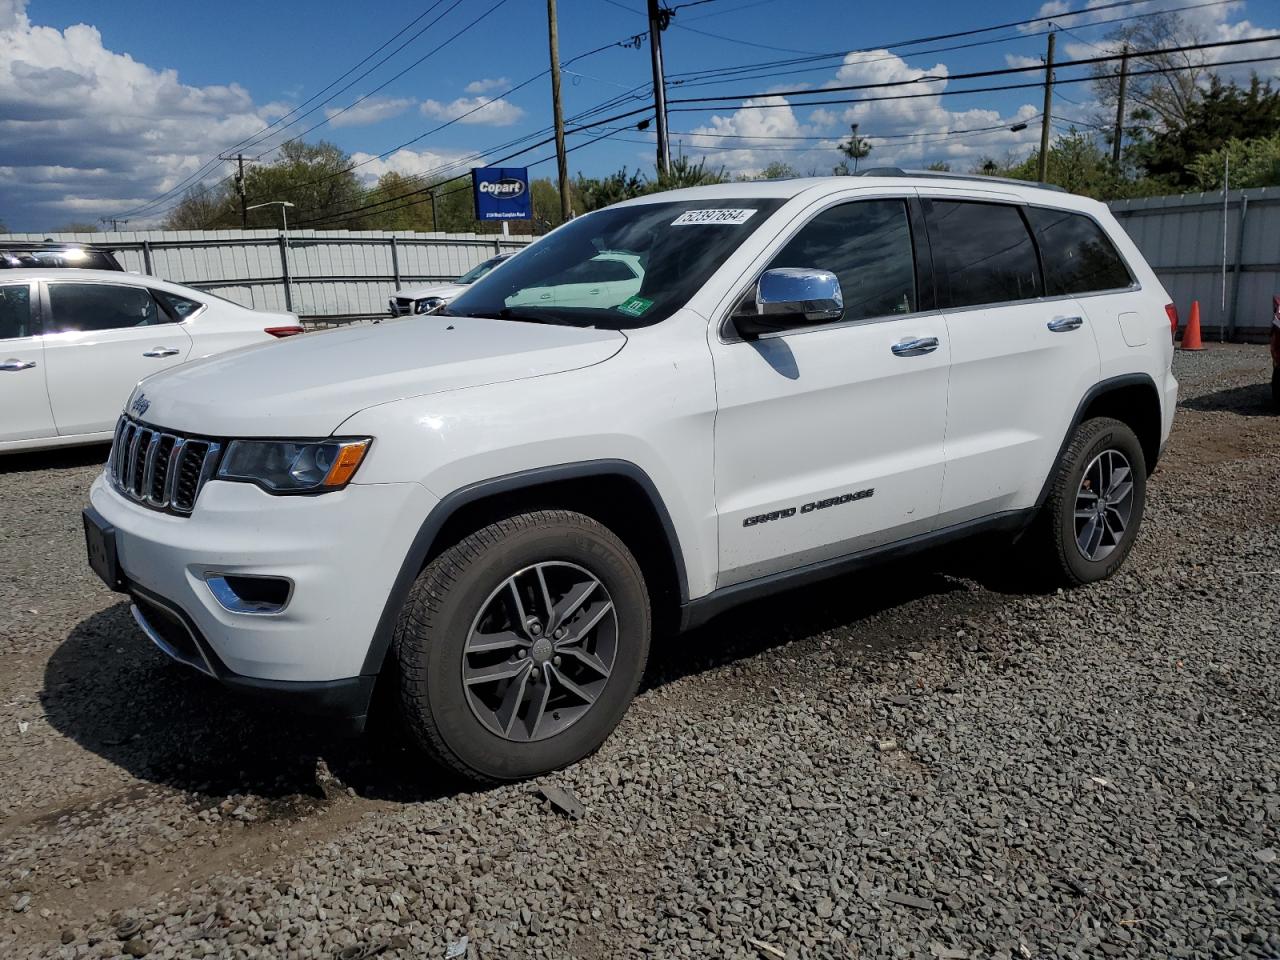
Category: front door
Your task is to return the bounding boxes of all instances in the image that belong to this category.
[0,281,54,444]
[40,280,192,436]
[711,197,950,588]
[920,196,1101,522]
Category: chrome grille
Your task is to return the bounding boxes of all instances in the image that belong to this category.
[108,416,221,515]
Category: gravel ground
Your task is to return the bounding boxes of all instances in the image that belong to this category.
[1,344,1277,960]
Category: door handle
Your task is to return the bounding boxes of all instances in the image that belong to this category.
[1047,316,1084,332]
[0,358,36,371]
[143,347,181,358]
[891,336,940,357]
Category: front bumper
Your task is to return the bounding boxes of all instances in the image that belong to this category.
[88,473,437,699]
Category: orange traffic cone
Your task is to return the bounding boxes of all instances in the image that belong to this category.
[1181,300,1204,351]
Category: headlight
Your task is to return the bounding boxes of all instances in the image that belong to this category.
[415,297,444,315]
[216,438,371,493]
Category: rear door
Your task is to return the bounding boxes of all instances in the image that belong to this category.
[40,280,193,436]
[922,195,1101,522]
[0,280,55,444]
[711,195,950,586]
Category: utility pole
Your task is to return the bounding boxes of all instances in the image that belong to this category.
[546,0,572,221]
[429,189,437,232]
[1111,43,1130,166]
[647,0,671,177]
[1038,30,1056,183]
[234,154,248,228]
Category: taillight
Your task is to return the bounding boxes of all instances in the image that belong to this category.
[1165,304,1178,339]
[265,325,305,338]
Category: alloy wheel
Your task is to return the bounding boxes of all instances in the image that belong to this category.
[462,561,617,742]
[1073,449,1135,562]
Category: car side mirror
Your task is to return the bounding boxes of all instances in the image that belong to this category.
[732,267,843,339]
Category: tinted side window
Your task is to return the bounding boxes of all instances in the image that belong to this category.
[48,283,166,333]
[1025,207,1133,295]
[0,284,33,339]
[767,199,917,322]
[153,289,204,319]
[927,200,1042,308]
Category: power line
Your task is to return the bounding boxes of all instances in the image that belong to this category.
[111,0,456,219]
[252,0,510,159]
[289,36,1280,228]
[660,34,1280,109]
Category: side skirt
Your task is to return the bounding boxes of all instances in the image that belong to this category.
[678,508,1035,631]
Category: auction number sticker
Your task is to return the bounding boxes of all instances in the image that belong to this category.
[671,208,757,226]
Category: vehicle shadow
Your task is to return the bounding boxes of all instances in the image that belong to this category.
[44,551,1002,807]
[0,443,110,474]
[1181,382,1277,417]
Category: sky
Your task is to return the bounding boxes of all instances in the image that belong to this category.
[1,0,1278,231]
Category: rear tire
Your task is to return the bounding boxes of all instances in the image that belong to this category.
[1029,416,1147,586]
[1271,366,1279,412]
[392,510,650,783]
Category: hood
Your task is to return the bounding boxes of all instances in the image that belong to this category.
[132,315,625,437]
[395,282,467,301]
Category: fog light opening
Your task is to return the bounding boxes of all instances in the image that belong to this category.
[206,574,292,615]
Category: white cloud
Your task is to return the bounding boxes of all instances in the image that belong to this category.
[348,147,477,185]
[0,0,282,228]
[681,96,836,176]
[324,96,413,128]
[464,76,510,95]
[419,95,524,126]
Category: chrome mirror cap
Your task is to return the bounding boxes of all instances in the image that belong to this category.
[756,267,844,323]
[733,267,844,339]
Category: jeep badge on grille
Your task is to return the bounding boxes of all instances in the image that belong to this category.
[130,393,150,417]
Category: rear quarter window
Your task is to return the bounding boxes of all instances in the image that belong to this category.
[1025,207,1134,295]
[925,200,1043,309]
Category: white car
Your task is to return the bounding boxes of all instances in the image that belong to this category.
[388,253,512,316]
[84,173,1178,783]
[1,269,302,453]
[505,252,642,309]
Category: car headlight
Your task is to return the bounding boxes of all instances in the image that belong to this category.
[216,438,371,493]
[415,297,444,314]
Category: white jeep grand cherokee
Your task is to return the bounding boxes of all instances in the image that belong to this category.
[84,174,1178,783]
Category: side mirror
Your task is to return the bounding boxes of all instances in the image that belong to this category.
[732,267,843,339]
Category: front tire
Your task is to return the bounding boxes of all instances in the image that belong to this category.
[1033,416,1147,586]
[392,510,650,783]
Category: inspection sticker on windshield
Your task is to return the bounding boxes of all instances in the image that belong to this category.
[671,208,757,226]
[616,295,655,318]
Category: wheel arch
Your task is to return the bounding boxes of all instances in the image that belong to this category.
[360,459,689,676]
[1036,373,1163,510]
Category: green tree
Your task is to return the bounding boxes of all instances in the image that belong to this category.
[1188,133,1280,189]
[243,141,365,228]
[52,221,100,233]
[649,155,729,192]
[925,160,952,172]
[835,123,872,174]
[163,184,236,229]
[574,167,646,212]
[740,161,798,180]
[1131,76,1280,186]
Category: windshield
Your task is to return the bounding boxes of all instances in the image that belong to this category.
[457,255,508,285]
[445,197,785,328]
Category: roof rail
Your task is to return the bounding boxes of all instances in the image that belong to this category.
[852,167,1066,193]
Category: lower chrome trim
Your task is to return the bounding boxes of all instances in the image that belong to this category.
[130,601,216,677]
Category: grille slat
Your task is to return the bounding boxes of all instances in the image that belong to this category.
[108,416,219,516]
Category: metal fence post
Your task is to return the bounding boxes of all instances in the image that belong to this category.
[1227,194,1248,342]
[141,240,153,276]
[278,234,294,312]
[390,237,401,287]
[494,237,502,256]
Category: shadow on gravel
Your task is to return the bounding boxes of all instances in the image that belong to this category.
[1181,382,1277,417]
[42,603,468,807]
[46,542,1023,806]
[0,443,110,474]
